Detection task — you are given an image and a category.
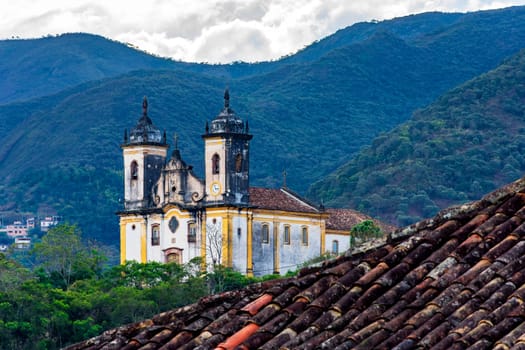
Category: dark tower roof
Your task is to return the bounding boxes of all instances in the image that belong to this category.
[125,97,165,145]
[206,89,248,135]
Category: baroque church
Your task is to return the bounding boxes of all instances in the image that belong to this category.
[118,90,388,276]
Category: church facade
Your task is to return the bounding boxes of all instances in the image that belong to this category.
[118,91,378,276]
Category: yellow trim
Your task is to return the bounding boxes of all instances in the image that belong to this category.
[204,208,236,216]
[273,221,280,274]
[141,222,147,263]
[201,214,207,271]
[320,220,326,254]
[252,217,321,226]
[221,212,231,267]
[204,138,225,146]
[228,214,233,267]
[120,220,126,264]
[122,145,168,154]
[163,207,195,219]
[325,229,351,236]
[119,216,144,224]
[247,213,253,277]
[252,209,329,221]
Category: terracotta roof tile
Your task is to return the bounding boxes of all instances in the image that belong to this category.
[325,208,396,233]
[249,187,319,213]
[66,176,525,349]
[241,294,273,316]
[215,323,259,350]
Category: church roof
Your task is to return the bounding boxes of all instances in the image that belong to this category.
[67,175,525,349]
[249,187,321,214]
[125,97,165,145]
[205,89,250,135]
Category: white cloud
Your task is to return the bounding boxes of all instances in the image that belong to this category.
[0,0,523,63]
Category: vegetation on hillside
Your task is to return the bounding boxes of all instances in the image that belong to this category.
[308,49,525,226]
[1,7,525,244]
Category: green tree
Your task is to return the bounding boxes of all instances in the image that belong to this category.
[32,224,105,289]
[350,220,383,249]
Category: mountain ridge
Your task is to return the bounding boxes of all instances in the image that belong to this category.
[2,7,525,243]
[307,48,525,226]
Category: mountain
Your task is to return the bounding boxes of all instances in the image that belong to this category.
[0,8,511,106]
[1,6,525,244]
[0,33,178,104]
[308,48,525,226]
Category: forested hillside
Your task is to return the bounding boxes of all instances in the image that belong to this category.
[1,7,525,243]
[308,49,525,226]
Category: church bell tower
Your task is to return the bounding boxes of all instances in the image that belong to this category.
[202,89,252,205]
[122,97,168,210]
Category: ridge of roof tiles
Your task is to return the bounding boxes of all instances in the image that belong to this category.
[66,176,525,350]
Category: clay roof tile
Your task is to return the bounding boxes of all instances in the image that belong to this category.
[66,175,525,350]
[214,323,259,350]
[240,294,273,316]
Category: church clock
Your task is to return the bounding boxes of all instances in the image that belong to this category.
[210,181,221,195]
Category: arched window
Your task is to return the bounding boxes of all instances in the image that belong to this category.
[262,224,269,243]
[235,153,243,172]
[151,224,160,246]
[212,154,220,174]
[188,222,197,243]
[283,225,290,245]
[131,160,138,180]
[302,226,308,246]
[332,240,339,255]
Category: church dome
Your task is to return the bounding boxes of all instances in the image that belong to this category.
[127,97,165,145]
[207,89,246,134]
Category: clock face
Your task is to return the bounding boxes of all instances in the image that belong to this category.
[210,182,221,195]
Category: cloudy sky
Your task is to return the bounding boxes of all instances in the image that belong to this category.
[2,0,524,63]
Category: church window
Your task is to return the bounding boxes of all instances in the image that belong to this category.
[332,240,339,255]
[262,224,269,243]
[188,222,197,243]
[151,225,160,246]
[237,228,242,236]
[302,227,308,246]
[131,160,138,180]
[284,225,290,245]
[235,153,243,172]
[212,154,220,174]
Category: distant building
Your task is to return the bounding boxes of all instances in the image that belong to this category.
[118,92,392,276]
[26,217,36,229]
[6,221,28,237]
[40,216,62,232]
[14,237,31,249]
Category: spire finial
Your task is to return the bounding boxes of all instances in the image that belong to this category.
[224,88,230,109]
[282,169,287,188]
[142,96,148,115]
[173,133,178,149]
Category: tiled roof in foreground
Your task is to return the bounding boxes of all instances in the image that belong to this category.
[68,176,525,350]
